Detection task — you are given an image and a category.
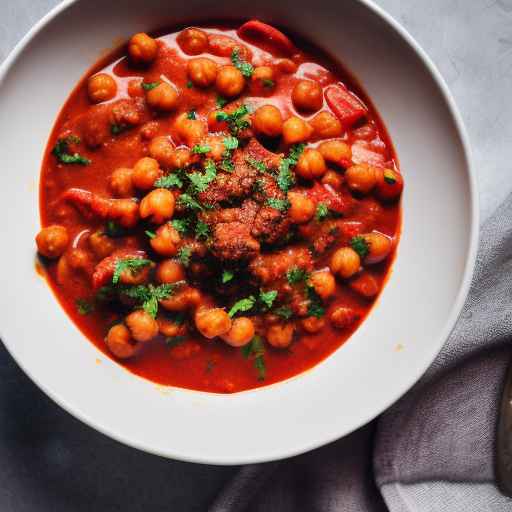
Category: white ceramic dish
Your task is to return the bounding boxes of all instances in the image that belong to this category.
[0,0,477,464]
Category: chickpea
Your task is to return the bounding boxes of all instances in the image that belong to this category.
[128,32,158,64]
[252,105,283,138]
[310,270,336,300]
[118,260,151,286]
[160,287,201,312]
[175,113,207,147]
[310,111,343,139]
[140,188,175,224]
[195,308,232,339]
[363,232,392,264]
[88,231,115,259]
[36,225,69,259]
[277,58,298,74]
[288,191,315,224]
[169,148,192,169]
[146,82,179,112]
[132,157,162,191]
[65,248,93,276]
[125,310,159,342]
[251,66,275,93]
[330,247,361,279]
[292,79,323,112]
[330,306,360,329]
[150,224,181,257]
[349,272,379,298]
[105,324,140,359]
[221,317,255,347]
[301,316,326,333]
[157,316,187,337]
[87,73,117,103]
[345,164,377,194]
[127,79,144,98]
[187,57,218,87]
[216,65,245,98]
[109,199,139,228]
[140,121,159,140]
[177,27,209,55]
[295,149,327,179]
[318,140,352,167]
[156,259,185,284]
[267,323,294,348]
[109,167,134,197]
[282,116,313,145]
[149,136,175,169]
[322,170,343,190]
[375,168,404,202]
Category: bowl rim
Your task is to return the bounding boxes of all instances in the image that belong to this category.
[0,0,479,464]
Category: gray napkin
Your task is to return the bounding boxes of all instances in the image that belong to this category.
[210,195,512,511]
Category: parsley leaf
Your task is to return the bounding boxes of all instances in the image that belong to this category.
[286,267,309,284]
[154,173,184,189]
[177,247,192,267]
[288,143,305,164]
[110,123,128,135]
[274,305,293,320]
[222,270,235,284]
[112,258,152,285]
[259,290,278,309]
[195,220,210,240]
[171,217,192,235]
[306,284,325,318]
[229,296,256,317]
[187,110,197,120]
[145,230,156,239]
[241,336,266,380]
[186,80,193,88]
[350,236,370,259]
[76,298,94,315]
[315,203,329,221]
[141,81,159,91]
[277,159,295,192]
[52,136,91,165]
[216,104,250,136]
[223,136,239,152]
[122,282,182,318]
[262,79,275,88]
[231,48,254,78]
[178,193,204,211]
[216,95,228,108]
[266,197,290,211]
[191,144,211,154]
[246,157,268,173]
[104,220,127,238]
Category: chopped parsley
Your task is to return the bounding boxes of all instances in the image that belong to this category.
[216,104,250,136]
[191,144,211,154]
[171,217,192,235]
[195,220,210,240]
[350,236,370,259]
[266,197,290,211]
[288,143,306,164]
[241,336,266,381]
[216,95,228,108]
[306,284,325,318]
[262,79,275,88]
[177,247,192,267]
[276,159,295,192]
[122,282,181,318]
[145,230,156,239]
[178,193,204,211]
[186,80,193,88]
[315,203,330,222]
[231,48,254,78]
[189,164,217,193]
[286,267,309,284]
[221,270,235,284]
[223,136,239,152]
[220,159,235,172]
[141,81,159,91]
[154,172,184,189]
[259,290,278,309]
[76,298,94,315]
[229,296,256,317]
[187,110,197,120]
[112,258,152,285]
[104,220,126,238]
[52,136,91,165]
[246,157,268,173]
[383,170,397,184]
[110,124,127,135]
[274,305,293,320]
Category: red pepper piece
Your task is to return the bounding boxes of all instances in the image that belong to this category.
[237,20,296,56]
[325,84,367,127]
[306,182,353,215]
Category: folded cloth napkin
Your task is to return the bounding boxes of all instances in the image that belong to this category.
[210,195,512,512]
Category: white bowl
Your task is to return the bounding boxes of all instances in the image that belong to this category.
[0,0,477,464]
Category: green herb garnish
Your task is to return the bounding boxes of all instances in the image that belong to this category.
[259,290,278,309]
[145,230,156,239]
[166,335,187,348]
[177,247,192,267]
[221,270,235,284]
[306,284,325,318]
[315,203,329,222]
[141,81,159,91]
[178,193,204,211]
[216,96,228,108]
[262,79,275,88]
[110,124,127,135]
[171,217,192,235]
[246,157,268,173]
[187,110,197,120]
[195,220,210,240]
[76,298,94,315]
[350,235,370,259]
[216,104,250,136]
[112,258,152,285]
[286,267,309,284]
[104,220,126,238]
[154,173,184,189]
[383,170,397,184]
[266,197,290,211]
[231,47,254,78]
[274,305,293,320]
[241,335,266,381]
[122,282,182,318]
[52,136,91,165]
[186,80,193,89]
[229,296,256,317]
[191,144,211,154]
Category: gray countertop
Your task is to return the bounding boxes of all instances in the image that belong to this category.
[0,1,509,510]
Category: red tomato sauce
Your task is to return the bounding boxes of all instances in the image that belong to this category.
[38,21,402,393]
